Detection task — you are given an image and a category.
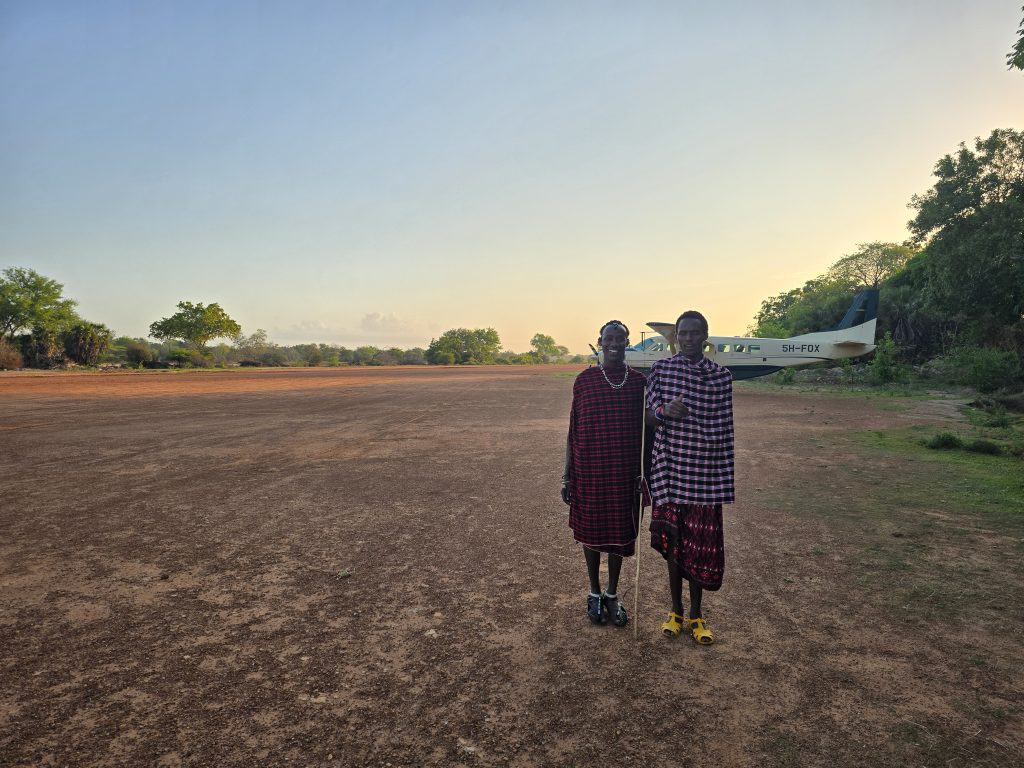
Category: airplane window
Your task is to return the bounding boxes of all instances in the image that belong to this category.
[736,344,745,353]
[703,342,714,353]
[718,344,731,353]
[749,345,761,352]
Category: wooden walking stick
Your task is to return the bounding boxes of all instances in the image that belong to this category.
[634,388,648,640]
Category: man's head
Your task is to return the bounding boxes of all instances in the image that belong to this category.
[675,311,708,356]
[598,320,629,366]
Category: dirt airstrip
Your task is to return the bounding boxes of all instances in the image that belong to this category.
[1,366,1021,767]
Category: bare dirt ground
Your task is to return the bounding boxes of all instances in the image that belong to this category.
[1,366,1021,767]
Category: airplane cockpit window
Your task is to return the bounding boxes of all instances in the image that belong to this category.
[735,344,745,353]
[718,344,731,353]
[703,342,714,353]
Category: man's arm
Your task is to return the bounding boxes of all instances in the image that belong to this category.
[562,398,575,505]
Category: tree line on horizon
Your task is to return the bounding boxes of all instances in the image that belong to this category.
[0,278,587,370]
[2,122,1020,380]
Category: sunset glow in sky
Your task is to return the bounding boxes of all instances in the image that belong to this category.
[2,2,1022,351]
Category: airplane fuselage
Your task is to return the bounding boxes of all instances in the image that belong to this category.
[599,289,880,378]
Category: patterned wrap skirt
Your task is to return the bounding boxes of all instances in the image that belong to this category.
[649,502,725,590]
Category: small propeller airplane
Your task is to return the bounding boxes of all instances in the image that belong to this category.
[591,289,879,380]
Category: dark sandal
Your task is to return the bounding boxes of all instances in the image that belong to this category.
[586,594,606,625]
[602,592,628,627]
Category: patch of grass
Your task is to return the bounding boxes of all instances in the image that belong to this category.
[735,377,940,400]
[966,438,1003,455]
[856,428,1024,528]
[768,423,1024,626]
[925,431,963,449]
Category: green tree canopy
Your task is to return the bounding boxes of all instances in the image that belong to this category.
[0,267,79,340]
[750,274,858,338]
[828,242,917,289]
[149,301,241,349]
[530,333,570,362]
[233,328,270,357]
[528,333,555,360]
[64,322,112,365]
[1009,6,1024,70]
[427,328,501,364]
[908,128,1024,339]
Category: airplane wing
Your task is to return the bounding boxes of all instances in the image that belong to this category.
[646,322,676,341]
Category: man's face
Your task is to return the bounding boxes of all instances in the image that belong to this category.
[599,324,629,365]
[675,317,707,356]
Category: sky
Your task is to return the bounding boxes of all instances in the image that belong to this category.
[2,1,1022,352]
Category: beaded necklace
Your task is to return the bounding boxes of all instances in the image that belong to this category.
[599,364,629,390]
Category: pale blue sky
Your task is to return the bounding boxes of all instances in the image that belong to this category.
[2,2,1022,350]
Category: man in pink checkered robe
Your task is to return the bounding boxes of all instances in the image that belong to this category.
[645,310,734,644]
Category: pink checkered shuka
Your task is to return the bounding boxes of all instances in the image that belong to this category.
[646,354,735,506]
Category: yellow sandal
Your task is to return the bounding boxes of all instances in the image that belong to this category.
[661,611,686,637]
[688,617,714,645]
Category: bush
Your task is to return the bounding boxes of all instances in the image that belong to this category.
[63,322,112,365]
[965,439,1003,455]
[401,348,427,365]
[994,392,1024,413]
[431,350,456,365]
[168,349,210,368]
[125,341,156,366]
[22,327,65,368]
[869,332,908,384]
[257,349,289,367]
[167,349,191,366]
[774,367,795,385]
[925,432,963,450]
[0,338,23,369]
[940,347,1022,394]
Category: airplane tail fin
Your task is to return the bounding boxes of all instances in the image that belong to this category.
[830,288,879,344]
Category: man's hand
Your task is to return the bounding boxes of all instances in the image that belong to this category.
[663,395,689,420]
[561,483,572,505]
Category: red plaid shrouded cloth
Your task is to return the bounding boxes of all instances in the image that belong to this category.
[567,365,647,556]
[645,354,735,506]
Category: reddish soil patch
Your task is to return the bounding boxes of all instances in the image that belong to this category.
[1,367,1020,766]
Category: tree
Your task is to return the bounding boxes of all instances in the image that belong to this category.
[318,344,340,366]
[353,345,381,365]
[530,333,571,362]
[124,340,157,366]
[293,343,323,366]
[1009,6,1024,70]
[233,328,270,357]
[530,333,560,360]
[0,338,23,370]
[0,267,78,341]
[63,322,112,365]
[908,128,1024,341]
[149,301,241,349]
[401,347,427,365]
[22,326,65,368]
[749,275,859,338]
[427,328,501,364]
[828,242,917,288]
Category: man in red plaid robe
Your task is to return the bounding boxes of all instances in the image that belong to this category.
[562,320,647,627]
